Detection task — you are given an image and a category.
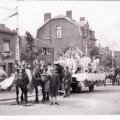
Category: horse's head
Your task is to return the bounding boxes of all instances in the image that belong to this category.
[16,67,26,80]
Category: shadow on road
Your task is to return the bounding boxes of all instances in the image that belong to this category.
[78,86,120,95]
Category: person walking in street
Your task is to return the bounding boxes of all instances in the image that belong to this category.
[49,65,60,105]
[63,66,72,98]
[41,68,50,101]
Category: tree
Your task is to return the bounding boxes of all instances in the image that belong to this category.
[99,54,116,70]
[89,46,100,59]
[20,31,37,68]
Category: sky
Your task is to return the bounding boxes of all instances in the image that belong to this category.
[0,1,120,52]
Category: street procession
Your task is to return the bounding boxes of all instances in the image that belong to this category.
[1,1,120,115]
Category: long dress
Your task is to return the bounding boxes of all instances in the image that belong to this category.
[44,75,50,93]
[49,73,60,97]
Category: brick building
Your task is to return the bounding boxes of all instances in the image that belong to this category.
[36,11,96,62]
[0,24,16,76]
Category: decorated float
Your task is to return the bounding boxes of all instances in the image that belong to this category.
[54,47,106,93]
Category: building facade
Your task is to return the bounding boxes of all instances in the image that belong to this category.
[0,24,16,77]
[36,11,96,62]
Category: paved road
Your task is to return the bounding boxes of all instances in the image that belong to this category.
[0,85,120,115]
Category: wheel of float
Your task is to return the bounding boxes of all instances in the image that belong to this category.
[89,84,94,92]
[72,84,77,93]
[77,87,81,93]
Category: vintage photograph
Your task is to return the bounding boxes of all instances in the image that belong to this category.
[0,0,120,116]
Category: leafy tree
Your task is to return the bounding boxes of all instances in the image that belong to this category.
[99,54,116,70]
[20,31,37,68]
[89,46,100,59]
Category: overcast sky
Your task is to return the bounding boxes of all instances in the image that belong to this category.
[0,1,120,51]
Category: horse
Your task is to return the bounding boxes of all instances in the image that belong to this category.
[15,66,29,105]
[105,72,114,85]
[104,67,120,86]
[112,67,120,85]
[32,62,50,103]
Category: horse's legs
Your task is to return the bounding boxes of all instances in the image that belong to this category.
[21,91,24,103]
[16,87,19,104]
[103,80,106,86]
[41,84,46,103]
[24,87,28,104]
[112,76,116,85]
[46,92,49,101]
[118,79,120,86]
[20,87,28,104]
[35,86,39,103]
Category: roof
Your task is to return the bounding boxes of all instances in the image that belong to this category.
[34,38,53,48]
[0,24,14,34]
[19,36,53,48]
[98,46,109,54]
[37,14,83,37]
[37,14,96,41]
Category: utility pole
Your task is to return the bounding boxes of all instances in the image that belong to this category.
[15,6,20,64]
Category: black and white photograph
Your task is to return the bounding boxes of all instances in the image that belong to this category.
[0,0,120,118]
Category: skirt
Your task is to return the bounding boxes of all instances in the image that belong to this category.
[49,85,58,97]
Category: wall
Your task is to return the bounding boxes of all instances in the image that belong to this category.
[0,31,16,76]
[37,18,83,60]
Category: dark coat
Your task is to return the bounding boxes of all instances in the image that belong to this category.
[42,75,50,93]
[64,71,72,90]
[49,73,60,97]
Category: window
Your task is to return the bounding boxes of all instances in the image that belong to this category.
[92,31,95,39]
[8,63,13,76]
[3,40,10,52]
[89,30,92,38]
[56,26,62,38]
[89,31,94,39]
[85,29,89,37]
[81,27,85,37]
[42,48,50,55]
[85,44,89,55]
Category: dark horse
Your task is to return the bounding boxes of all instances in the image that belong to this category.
[15,67,29,104]
[105,67,120,85]
[105,72,114,85]
[112,67,120,85]
[32,63,49,103]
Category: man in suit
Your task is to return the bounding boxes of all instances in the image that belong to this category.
[49,65,60,105]
[63,66,72,98]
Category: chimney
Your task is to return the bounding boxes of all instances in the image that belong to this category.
[80,17,85,21]
[66,10,72,19]
[44,13,51,22]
